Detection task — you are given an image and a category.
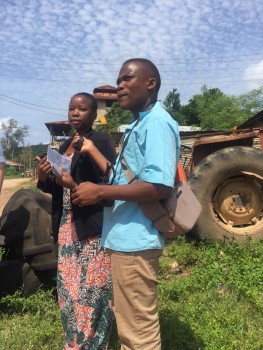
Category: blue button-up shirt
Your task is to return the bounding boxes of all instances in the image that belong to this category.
[102,102,180,252]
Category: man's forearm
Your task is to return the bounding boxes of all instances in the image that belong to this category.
[72,180,172,206]
[99,181,172,202]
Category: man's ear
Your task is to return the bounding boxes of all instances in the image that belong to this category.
[147,77,157,92]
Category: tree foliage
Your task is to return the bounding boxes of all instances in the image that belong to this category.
[96,102,133,132]
[0,118,29,159]
[235,87,263,115]
[163,85,263,130]
[163,89,186,124]
[189,86,247,130]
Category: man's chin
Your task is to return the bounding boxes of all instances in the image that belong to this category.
[119,102,129,110]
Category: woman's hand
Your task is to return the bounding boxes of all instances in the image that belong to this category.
[72,134,94,153]
[36,156,52,183]
[55,171,77,189]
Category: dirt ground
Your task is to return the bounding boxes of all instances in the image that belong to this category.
[0,178,36,216]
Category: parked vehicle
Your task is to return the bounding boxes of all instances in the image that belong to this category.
[109,127,263,242]
[181,128,263,241]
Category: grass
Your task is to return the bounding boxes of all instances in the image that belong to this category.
[0,236,262,350]
[159,237,263,350]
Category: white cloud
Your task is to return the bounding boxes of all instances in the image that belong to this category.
[244,60,263,90]
[0,0,263,142]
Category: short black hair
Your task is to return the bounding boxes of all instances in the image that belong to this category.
[123,58,161,92]
[71,92,98,112]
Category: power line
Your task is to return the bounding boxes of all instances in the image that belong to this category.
[0,52,262,68]
[0,93,66,111]
[167,78,263,86]
[1,73,263,86]
[165,73,263,81]
[0,61,118,73]
[0,73,111,84]
[1,49,263,62]
[1,60,263,74]
[0,97,66,116]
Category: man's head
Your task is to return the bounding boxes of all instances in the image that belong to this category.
[116,58,161,117]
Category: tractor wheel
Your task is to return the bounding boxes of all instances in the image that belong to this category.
[0,260,56,296]
[188,146,263,241]
[0,189,57,295]
[0,189,57,269]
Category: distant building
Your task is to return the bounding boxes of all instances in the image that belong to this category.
[5,160,25,173]
[45,121,71,149]
[92,85,118,122]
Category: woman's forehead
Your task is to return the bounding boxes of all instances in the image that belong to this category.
[70,95,90,104]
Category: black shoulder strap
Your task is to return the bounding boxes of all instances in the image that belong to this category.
[111,118,139,184]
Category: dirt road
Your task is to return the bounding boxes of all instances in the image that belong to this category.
[0,178,35,215]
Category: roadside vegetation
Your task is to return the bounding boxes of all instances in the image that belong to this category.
[0,236,262,350]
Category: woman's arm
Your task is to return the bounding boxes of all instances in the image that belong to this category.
[73,134,113,175]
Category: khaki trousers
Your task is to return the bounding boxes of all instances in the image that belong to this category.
[107,249,162,350]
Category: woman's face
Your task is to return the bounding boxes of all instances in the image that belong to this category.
[68,95,96,134]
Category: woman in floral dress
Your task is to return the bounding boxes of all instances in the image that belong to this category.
[37,92,116,349]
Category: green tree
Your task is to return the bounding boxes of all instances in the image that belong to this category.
[100,102,133,132]
[235,86,263,115]
[182,85,247,130]
[163,89,186,124]
[19,145,33,169]
[0,118,29,160]
[181,96,201,126]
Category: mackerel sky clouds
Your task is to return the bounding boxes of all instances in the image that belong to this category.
[0,0,263,144]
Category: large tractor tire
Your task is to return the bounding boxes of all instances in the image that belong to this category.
[0,189,57,295]
[0,260,42,296]
[188,146,263,241]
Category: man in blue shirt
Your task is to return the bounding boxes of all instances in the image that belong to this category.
[71,58,180,350]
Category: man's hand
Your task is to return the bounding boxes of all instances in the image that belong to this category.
[71,182,102,206]
[55,171,77,189]
[36,156,52,183]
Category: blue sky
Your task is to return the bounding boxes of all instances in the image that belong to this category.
[0,0,263,145]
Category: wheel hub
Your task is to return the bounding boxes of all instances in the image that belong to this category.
[213,178,263,225]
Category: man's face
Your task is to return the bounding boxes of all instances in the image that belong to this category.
[116,62,151,115]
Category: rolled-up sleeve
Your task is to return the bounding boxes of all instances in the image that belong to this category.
[138,117,180,188]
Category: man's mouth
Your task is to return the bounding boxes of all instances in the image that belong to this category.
[71,120,80,126]
[117,93,127,99]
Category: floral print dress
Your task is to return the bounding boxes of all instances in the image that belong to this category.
[57,163,113,350]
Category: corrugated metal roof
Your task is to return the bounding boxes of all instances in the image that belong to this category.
[45,121,71,136]
[237,110,263,129]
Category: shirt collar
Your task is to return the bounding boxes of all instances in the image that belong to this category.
[126,101,160,130]
[139,101,159,120]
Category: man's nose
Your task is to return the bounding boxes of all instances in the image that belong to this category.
[73,109,79,115]
[117,84,124,92]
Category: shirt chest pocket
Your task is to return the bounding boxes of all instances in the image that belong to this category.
[124,133,145,178]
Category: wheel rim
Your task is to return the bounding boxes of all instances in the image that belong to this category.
[212,175,263,235]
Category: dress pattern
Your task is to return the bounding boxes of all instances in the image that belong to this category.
[57,185,113,350]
